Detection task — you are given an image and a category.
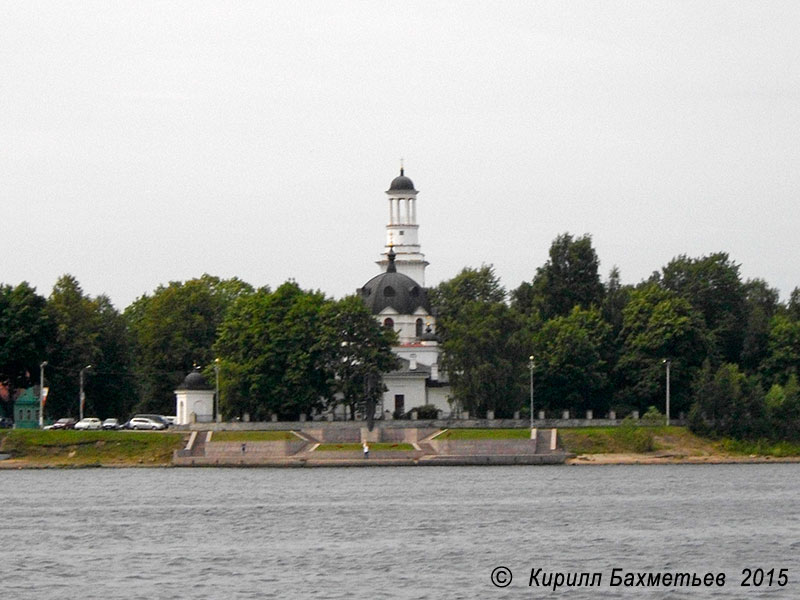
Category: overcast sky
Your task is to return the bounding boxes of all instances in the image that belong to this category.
[3,1,799,309]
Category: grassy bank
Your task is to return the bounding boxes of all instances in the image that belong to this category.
[0,430,185,466]
[432,426,800,459]
[434,428,530,440]
[212,430,298,442]
[561,426,800,459]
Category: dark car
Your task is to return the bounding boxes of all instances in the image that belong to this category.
[0,416,13,429]
[44,418,77,430]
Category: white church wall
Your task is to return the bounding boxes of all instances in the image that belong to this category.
[382,376,427,415]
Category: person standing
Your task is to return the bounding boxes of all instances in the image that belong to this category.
[363,441,369,459]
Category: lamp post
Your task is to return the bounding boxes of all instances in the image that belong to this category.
[39,361,48,428]
[528,355,535,429]
[214,358,220,423]
[662,359,671,426]
[79,365,92,420]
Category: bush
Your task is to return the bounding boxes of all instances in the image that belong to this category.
[641,406,664,427]
[614,416,655,452]
[414,405,440,420]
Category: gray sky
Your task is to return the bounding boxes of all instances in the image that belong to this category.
[3,1,799,309]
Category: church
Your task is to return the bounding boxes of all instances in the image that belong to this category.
[357,168,452,418]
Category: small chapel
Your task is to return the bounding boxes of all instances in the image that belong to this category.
[357,168,452,418]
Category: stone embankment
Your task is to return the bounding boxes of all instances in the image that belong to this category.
[171,426,568,467]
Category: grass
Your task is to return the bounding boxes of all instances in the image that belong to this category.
[212,430,298,442]
[434,428,531,440]
[315,443,415,452]
[559,426,664,454]
[717,438,800,457]
[558,426,800,458]
[0,429,185,466]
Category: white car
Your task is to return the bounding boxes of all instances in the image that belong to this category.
[74,418,102,430]
[127,417,166,431]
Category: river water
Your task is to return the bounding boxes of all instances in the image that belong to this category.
[2,464,799,599]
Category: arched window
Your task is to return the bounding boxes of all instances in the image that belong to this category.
[383,286,395,297]
[383,318,394,329]
[416,318,424,337]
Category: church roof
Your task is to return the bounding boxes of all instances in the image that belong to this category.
[388,168,416,192]
[359,249,431,316]
[176,368,212,391]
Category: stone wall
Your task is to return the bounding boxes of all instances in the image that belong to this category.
[205,440,308,458]
[427,439,539,456]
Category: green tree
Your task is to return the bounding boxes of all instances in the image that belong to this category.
[44,275,136,420]
[431,266,529,418]
[760,314,800,385]
[518,233,604,320]
[125,274,253,414]
[615,283,711,415]
[440,301,528,418]
[764,375,800,440]
[429,265,505,334]
[660,253,746,364]
[214,282,330,420]
[688,362,766,439]
[532,307,612,415]
[0,282,51,417]
[788,287,800,320]
[315,296,398,421]
[601,266,632,337]
[740,278,780,372]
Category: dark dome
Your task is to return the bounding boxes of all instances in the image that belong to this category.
[359,253,431,316]
[420,324,440,342]
[177,368,212,391]
[388,168,416,192]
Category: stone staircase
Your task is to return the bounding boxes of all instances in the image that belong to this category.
[172,427,567,466]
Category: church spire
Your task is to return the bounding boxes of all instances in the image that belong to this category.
[380,166,428,285]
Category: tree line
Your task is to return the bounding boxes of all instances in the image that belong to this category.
[2,233,798,440]
[430,234,800,441]
[0,275,396,422]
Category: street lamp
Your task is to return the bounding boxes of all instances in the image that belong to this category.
[662,359,671,427]
[39,361,48,428]
[79,365,92,420]
[528,355,535,430]
[214,358,220,423]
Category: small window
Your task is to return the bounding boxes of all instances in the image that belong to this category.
[399,230,405,235]
[383,318,394,329]
[383,286,395,297]
[416,318,424,337]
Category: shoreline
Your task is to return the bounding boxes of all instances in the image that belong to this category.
[568,453,800,466]
[3,453,800,469]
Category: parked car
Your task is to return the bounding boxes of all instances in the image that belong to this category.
[163,416,177,427]
[44,418,77,430]
[132,414,172,428]
[127,417,166,431]
[0,416,13,428]
[102,418,120,430]
[74,417,102,430]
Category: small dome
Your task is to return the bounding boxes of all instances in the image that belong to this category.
[420,324,440,343]
[177,368,212,391]
[388,168,416,192]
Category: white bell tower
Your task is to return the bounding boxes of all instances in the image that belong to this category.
[377,165,429,285]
